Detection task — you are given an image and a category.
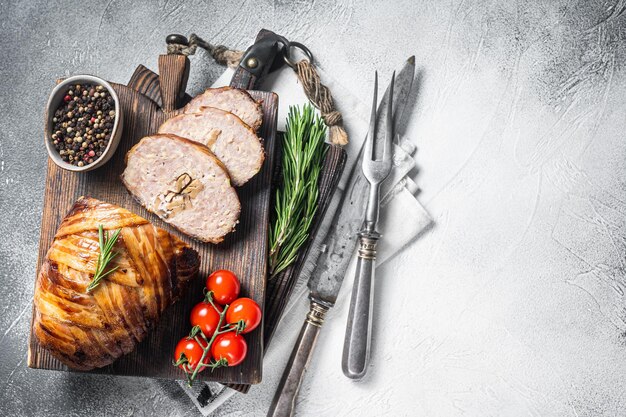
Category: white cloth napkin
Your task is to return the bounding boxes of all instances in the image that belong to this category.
[178,66,432,416]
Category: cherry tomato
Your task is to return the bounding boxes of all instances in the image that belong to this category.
[174,337,208,374]
[207,270,240,305]
[210,332,247,366]
[226,297,262,334]
[190,302,223,337]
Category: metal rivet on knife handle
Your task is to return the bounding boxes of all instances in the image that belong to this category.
[246,57,259,69]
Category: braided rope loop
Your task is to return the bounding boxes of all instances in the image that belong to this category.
[295,60,348,145]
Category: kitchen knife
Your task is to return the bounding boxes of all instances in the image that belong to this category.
[267,57,415,417]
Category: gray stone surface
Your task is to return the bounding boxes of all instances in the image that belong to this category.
[2,0,626,416]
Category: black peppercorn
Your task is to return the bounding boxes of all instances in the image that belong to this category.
[50,83,116,167]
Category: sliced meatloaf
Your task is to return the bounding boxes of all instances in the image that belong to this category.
[184,87,263,131]
[158,109,264,187]
[121,134,240,243]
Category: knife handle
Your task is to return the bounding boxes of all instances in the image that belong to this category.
[342,230,379,380]
[230,29,285,90]
[267,301,327,417]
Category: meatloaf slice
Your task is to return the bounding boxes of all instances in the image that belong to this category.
[184,87,263,131]
[158,109,264,187]
[121,134,240,243]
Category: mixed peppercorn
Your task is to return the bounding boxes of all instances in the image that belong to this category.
[51,83,116,167]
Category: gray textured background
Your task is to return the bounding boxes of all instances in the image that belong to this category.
[2,0,626,416]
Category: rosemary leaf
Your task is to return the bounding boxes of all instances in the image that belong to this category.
[269,104,327,277]
[87,225,121,292]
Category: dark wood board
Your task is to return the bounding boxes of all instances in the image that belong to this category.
[27,55,278,385]
[123,62,348,394]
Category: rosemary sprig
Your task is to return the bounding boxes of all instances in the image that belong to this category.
[86,225,121,292]
[269,104,327,277]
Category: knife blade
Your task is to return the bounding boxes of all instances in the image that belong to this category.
[306,56,415,307]
[267,57,415,417]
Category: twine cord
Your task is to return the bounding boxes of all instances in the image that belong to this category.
[293,60,348,146]
[168,34,348,145]
[167,34,243,69]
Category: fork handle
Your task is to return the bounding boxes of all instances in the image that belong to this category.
[342,230,379,379]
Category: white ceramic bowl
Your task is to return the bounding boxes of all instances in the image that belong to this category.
[44,75,123,172]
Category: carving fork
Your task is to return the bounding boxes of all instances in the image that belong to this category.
[342,71,394,379]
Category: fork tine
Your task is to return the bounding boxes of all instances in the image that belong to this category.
[384,71,395,162]
[365,71,378,161]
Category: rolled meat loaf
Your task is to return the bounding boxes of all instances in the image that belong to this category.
[33,196,200,370]
[184,87,263,132]
[158,109,264,187]
[121,134,241,243]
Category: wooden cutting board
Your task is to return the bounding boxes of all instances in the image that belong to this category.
[27,54,278,385]
[123,62,348,395]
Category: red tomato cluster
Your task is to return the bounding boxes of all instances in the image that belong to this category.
[174,270,262,377]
